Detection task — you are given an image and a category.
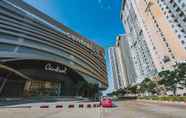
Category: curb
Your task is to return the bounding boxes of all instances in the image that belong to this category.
[2,103,101,109]
[138,99,186,106]
[40,103,101,109]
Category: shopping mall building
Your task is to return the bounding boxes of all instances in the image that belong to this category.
[0,0,108,97]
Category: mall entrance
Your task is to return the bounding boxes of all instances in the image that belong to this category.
[0,60,99,98]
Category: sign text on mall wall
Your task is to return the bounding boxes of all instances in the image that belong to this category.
[45,63,67,74]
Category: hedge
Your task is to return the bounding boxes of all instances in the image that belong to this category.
[138,96,186,102]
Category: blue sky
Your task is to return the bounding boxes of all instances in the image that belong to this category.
[24,0,125,93]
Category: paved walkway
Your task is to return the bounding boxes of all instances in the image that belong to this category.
[0,108,101,118]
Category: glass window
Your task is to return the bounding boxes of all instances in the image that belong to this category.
[181,40,185,44]
[163,56,170,63]
[181,29,185,32]
[176,8,180,12]
[182,3,185,8]
[183,17,186,22]
[17,46,59,59]
[178,34,181,38]
[165,42,169,47]
[174,19,178,22]
[173,3,177,8]
[0,43,15,52]
[179,12,184,17]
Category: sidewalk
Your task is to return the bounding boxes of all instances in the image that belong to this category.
[0,96,94,107]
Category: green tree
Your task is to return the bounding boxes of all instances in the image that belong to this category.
[139,78,157,95]
[128,85,138,94]
[176,63,186,88]
[158,70,181,95]
[109,89,127,97]
[112,91,118,96]
[116,88,127,96]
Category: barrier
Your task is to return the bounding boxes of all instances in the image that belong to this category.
[56,105,63,108]
[93,104,97,108]
[87,104,91,108]
[68,104,75,108]
[40,105,49,108]
[11,103,101,109]
[79,104,84,108]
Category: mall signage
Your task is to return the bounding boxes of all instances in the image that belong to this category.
[45,63,67,74]
[64,32,92,48]
[63,32,105,59]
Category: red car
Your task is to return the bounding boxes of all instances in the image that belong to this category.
[100,97,113,108]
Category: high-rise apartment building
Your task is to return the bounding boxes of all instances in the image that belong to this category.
[108,46,127,90]
[132,0,186,72]
[121,0,157,83]
[121,0,186,82]
[122,0,186,72]
[116,35,137,85]
[163,0,186,50]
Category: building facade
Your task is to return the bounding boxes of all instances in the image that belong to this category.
[121,0,186,94]
[130,0,186,72]
[108,46,126,90]
[0,0,108,97]
[121,0,157,84]
[116,35,137,86]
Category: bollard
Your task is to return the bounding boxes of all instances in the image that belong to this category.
[68,104,75,108]
[87,104,91,108]
[40,105,49,108]
[79,104,84,108]
[93,104,97,108]
[56,105,63,108]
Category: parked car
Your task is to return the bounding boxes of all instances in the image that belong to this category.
[100,97,113,108]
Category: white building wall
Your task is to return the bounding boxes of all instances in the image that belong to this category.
[117,35,137,86]
[108,47,126,90]
[121,0,157,84]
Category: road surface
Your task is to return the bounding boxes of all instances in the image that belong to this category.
[103,100,186,118]
[0,100,186,118]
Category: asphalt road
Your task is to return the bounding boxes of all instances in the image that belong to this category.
[102,100,186,118]
[0,100,186,118]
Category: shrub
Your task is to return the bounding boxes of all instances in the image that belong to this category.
[138,96,186,102]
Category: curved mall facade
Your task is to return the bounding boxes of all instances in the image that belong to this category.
[0,0,108,97]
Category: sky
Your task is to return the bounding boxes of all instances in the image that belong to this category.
[24,0,125,93]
